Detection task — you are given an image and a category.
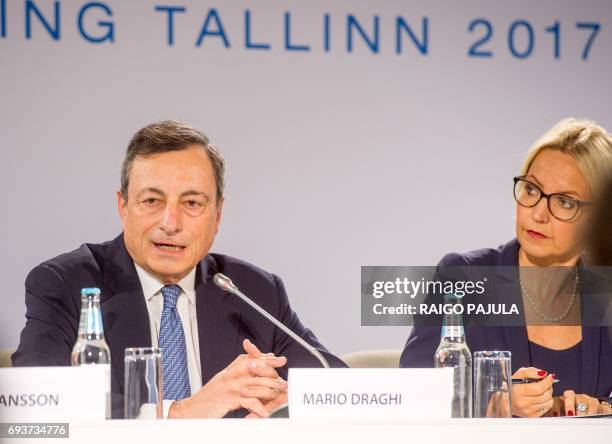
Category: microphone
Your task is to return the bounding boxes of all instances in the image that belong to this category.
[213,273,330,369]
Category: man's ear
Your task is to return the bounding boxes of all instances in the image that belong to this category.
[215,196,224,234]
[117,190,127,219]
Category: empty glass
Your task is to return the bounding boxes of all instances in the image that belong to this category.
[124,347,163,419]
[473,351,512,418]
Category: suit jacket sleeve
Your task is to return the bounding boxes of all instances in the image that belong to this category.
[269,274,346,370]
[12,264,78,366]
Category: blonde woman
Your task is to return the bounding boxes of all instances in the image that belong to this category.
[401,118,612,417]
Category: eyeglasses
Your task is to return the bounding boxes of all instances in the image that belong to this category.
[513,176,591,221]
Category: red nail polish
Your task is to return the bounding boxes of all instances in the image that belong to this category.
[568,410,574,416]
[551,374,556,379]
[537,370,547,377]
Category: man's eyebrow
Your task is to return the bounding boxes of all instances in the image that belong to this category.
[135,187,165,198]
[525,174,580,197]
[180,190,210,200]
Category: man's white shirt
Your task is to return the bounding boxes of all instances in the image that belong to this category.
[134,264,202,417]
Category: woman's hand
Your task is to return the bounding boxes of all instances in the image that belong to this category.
[544,393,611,416]
[600,400,612,414]
[511,367,555,417]
[562,390,612,416]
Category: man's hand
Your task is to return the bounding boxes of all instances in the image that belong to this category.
[168,340,288,418]
[245,392,288,418]
[242,339,289,418]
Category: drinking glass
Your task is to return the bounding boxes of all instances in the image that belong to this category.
[124,347,163,419]
[473,351,512,418]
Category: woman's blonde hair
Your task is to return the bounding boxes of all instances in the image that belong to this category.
[521,118,612,196]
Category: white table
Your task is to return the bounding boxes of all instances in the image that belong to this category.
[8,417,612,443]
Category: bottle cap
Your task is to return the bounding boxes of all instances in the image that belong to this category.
[81,287,101,295]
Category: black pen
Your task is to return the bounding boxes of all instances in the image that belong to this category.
[512,378,560,384]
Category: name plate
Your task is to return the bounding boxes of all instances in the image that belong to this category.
[0,365,109,421]
[288,368,453,420]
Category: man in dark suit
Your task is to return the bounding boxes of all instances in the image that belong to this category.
[12,120,344,419]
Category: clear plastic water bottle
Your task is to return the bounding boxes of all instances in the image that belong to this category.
[71,287,111,418]
[434,294,472,418]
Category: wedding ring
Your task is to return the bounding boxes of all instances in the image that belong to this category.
[576,402,588,413]
[271,387,277,399]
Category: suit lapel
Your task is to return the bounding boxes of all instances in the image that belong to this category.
[492,277,531,370]
[100,235,151,394]
[492,240,532,371]
[195,256,242,385]
[97,238,247,392]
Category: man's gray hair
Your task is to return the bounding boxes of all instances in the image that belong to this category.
[120,120,225,204]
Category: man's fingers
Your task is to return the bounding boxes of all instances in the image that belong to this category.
[245,393,289,419]
[240,385,278,401]
[238,397,269,418]
[243,376,288,391]
[247,357,287,377]
[226,354,286,378]
[243,339,276,359]
[229,353,251,367]
[238,375,288,401]
[243,339,264,357]
[264,393,288,414]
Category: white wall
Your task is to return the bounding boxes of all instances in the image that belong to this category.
[1,0,611,355]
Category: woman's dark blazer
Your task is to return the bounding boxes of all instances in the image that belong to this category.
[399,238,612,398]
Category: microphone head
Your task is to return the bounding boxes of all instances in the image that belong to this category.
[213,273,236,292]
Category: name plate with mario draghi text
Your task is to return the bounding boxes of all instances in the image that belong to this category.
[288,367,453,420]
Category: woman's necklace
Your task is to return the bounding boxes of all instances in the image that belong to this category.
[519,267,579,323]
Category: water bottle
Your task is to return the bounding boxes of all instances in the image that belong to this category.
[434,294,472,418]
[71,287,111,418]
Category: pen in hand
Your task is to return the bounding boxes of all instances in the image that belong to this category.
[512,377,560,384]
